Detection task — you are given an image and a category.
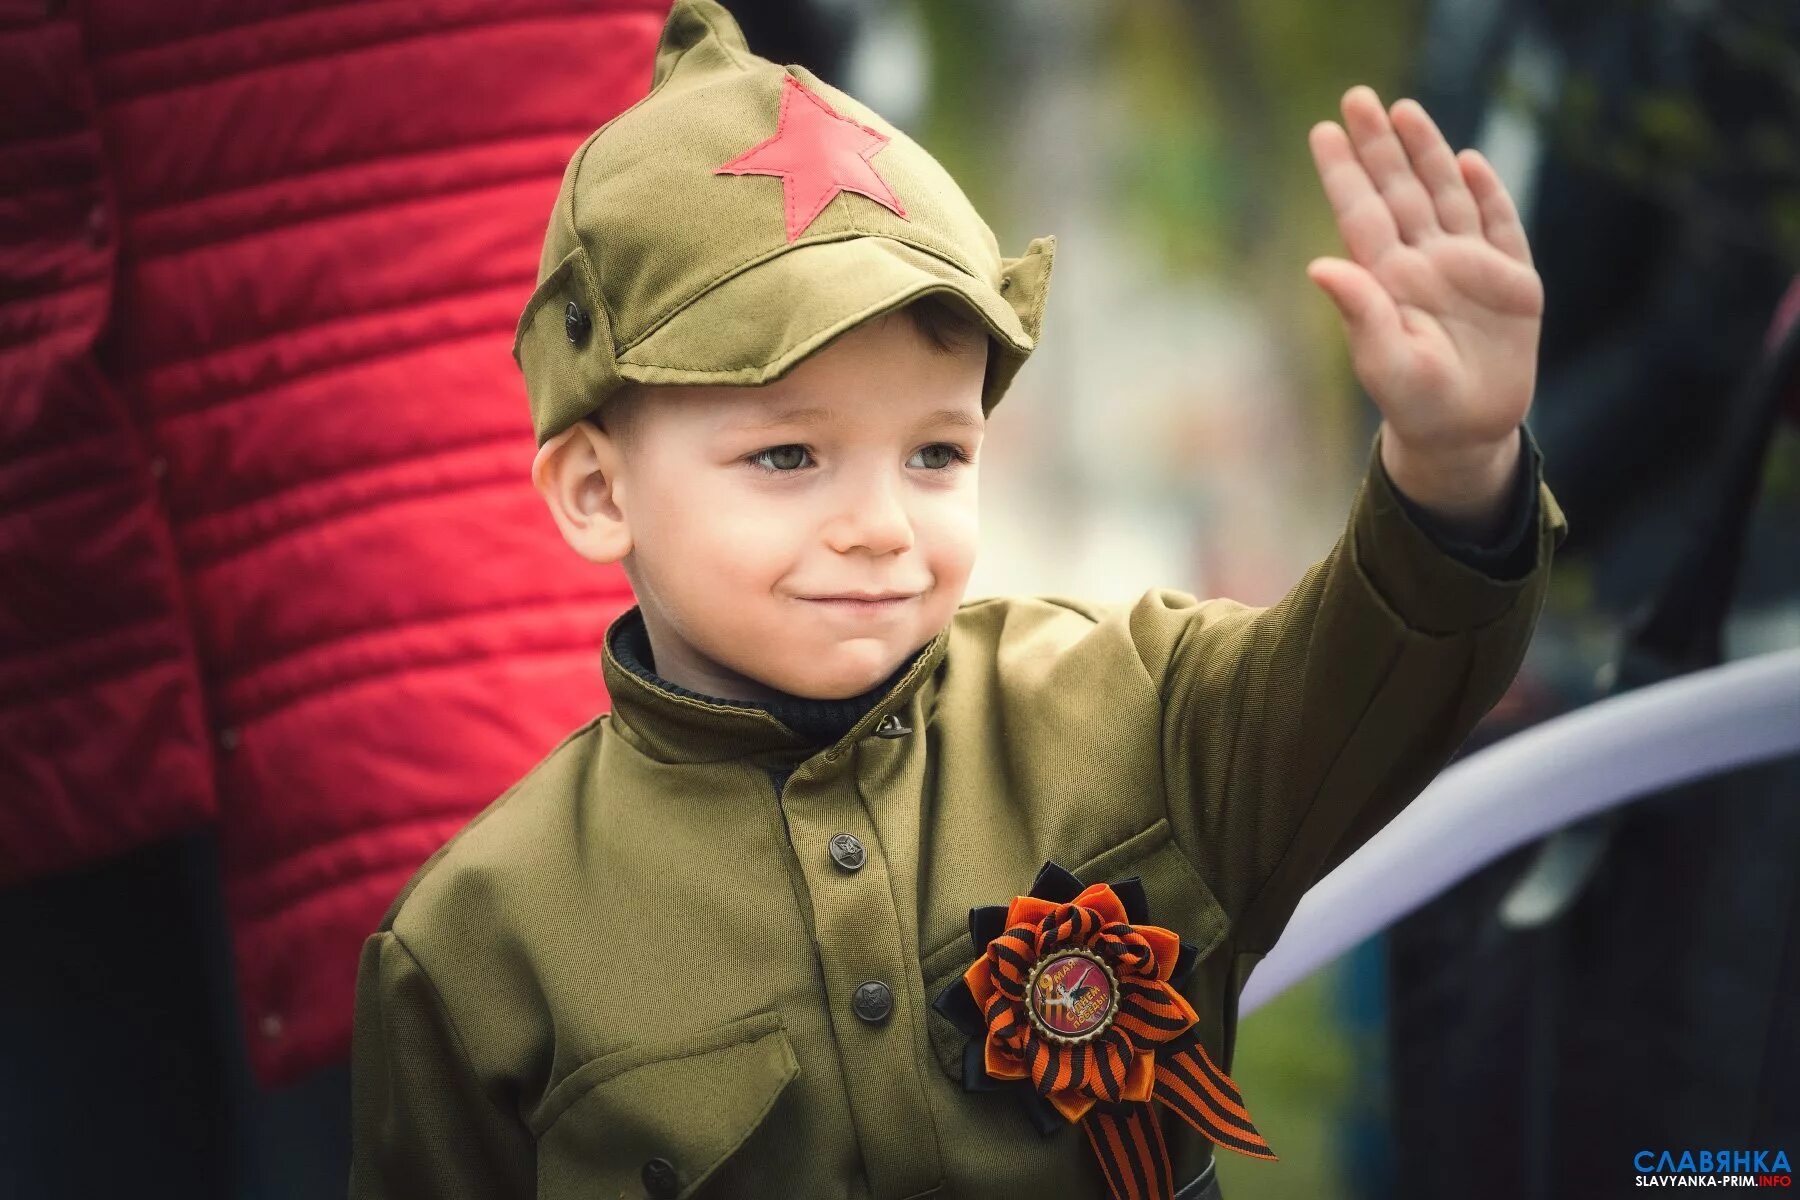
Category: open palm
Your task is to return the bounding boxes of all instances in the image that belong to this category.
[1306,85,1544,453]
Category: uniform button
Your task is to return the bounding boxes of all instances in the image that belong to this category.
[218,727,240,752]
[873,712,911,738]
[828,833,865,872]
[564,299,591,345]
[641,1156,679,1199]
[148,454,169,480]
[852,980,893,1024]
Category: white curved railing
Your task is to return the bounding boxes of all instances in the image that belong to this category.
[1241,646,1800,1014]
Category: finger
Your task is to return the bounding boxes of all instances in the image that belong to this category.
[1457,148,1534,265]
[1341,85,1440,245]
[1308,119,1401,267]
[1306,255,1407,381]
[1389,98,1481,236]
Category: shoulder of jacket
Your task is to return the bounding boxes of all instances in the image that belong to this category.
[949,587,1255,687]
[950,588,1208,644]
[952,591,1112,631]
[377,711,610,939]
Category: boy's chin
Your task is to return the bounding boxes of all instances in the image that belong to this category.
[760,647,915,700]
[767,671,893,703]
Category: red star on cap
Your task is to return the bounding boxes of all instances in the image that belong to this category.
[715,75,908,243]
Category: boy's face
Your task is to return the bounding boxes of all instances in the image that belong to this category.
[542,309,988,703]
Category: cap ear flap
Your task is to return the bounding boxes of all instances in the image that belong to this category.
[513,247,620,447]
[998,234,1056,345]
[652,0,754,89]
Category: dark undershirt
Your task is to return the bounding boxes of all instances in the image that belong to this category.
[609,610,922,748]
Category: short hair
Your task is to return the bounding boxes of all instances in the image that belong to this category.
[586,382,645,449]
[895,292,988,357]
[584,295,987,442]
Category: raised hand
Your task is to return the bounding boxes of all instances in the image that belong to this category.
[1306,86,1543,531]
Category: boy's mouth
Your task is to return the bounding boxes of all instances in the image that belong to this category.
[798,592,920,612]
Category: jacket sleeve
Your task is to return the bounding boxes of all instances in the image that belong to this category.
[1128,422,1567,954]
[348,930,534,1200]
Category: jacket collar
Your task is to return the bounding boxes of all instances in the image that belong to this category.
[600,604,950,764]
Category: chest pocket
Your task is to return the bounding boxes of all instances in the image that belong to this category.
[529,1009,799,1199]
[921,817,1229,1082]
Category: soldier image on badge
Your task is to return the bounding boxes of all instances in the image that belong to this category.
[349,1,1565,1198]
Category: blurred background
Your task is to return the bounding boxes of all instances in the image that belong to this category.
[4,0,1797,1196]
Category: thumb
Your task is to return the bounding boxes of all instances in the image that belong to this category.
[1306,256,1403,356]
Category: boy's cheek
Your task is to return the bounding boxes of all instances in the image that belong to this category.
[698,514,805,583]
[921,503,982,574]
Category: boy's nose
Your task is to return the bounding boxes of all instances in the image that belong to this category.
[824,477,914,555]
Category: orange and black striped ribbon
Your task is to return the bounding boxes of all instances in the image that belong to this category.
[1078,1033,1276,1200]
[1081,1101,1174,1200]
[1152,1035,1277,1162]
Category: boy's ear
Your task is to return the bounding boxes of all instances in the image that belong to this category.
[531,421,633,565]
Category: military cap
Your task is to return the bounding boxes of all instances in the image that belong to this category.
[510,0,1056,446]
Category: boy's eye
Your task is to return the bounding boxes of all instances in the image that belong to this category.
[744,443,973,474]
[909,443,971,470]
[747,444,812,472]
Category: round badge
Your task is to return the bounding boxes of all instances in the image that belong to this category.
[1025,947,1118,1043]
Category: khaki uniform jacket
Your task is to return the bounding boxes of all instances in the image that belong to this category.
[349,427,1567,1200]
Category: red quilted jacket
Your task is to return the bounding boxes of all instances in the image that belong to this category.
[0,0,666,1087]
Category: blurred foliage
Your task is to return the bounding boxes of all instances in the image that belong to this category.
[1767,424,1800,499]
[909,0,1433,488]
[1101,0,1427,279]
[1213,962,1357,1200]
[909,0,1009,219]
[1097,0,1428,450]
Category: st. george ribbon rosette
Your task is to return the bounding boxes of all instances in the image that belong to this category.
[929,860,1277,1199]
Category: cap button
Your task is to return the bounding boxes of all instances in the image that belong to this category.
[564,299,591,345]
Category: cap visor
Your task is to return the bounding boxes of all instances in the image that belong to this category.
[614,236,1031,385]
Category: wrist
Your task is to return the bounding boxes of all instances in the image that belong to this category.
[1377,423,1523,543]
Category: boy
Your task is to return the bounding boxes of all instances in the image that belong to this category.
[348,1,1566,1198]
